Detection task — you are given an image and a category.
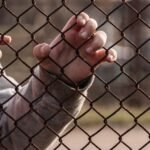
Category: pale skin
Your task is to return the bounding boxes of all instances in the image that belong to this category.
[0,12,117,84]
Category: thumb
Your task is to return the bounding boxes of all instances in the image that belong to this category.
[33,43,51,60]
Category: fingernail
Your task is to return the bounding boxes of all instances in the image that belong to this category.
[107,54,114,62]
[80,31,88,39]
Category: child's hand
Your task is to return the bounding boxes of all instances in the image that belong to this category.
[33,12,117,83]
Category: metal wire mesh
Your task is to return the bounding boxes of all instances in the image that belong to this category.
[0,0,150,149]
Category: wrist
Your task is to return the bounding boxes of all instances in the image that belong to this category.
[38,66,94,89]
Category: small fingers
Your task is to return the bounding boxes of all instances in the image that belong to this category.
[0,35,12,60]
[95,49,117,64]
[79,18,98,39]
[62,12,89,32]
[0,35,12,45]
[84,48,117,67]
[106,49,117,62]
[86,31,107,54]
[77,12,89,26]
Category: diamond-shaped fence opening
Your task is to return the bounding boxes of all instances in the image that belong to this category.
[0,0,149,150]
[5,0,32,16]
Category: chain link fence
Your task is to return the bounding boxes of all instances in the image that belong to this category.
[0,0,150,149]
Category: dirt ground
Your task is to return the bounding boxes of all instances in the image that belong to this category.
[48,125,150,150]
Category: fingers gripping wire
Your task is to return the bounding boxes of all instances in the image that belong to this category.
[0,0,149,150]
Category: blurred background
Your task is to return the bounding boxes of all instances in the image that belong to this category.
[0,0,150,149]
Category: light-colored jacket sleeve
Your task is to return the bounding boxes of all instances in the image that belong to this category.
[0,66,94,150]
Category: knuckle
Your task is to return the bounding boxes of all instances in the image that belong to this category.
[88,18,98,29]
[79,12,89,20]
[77,12,89,26]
